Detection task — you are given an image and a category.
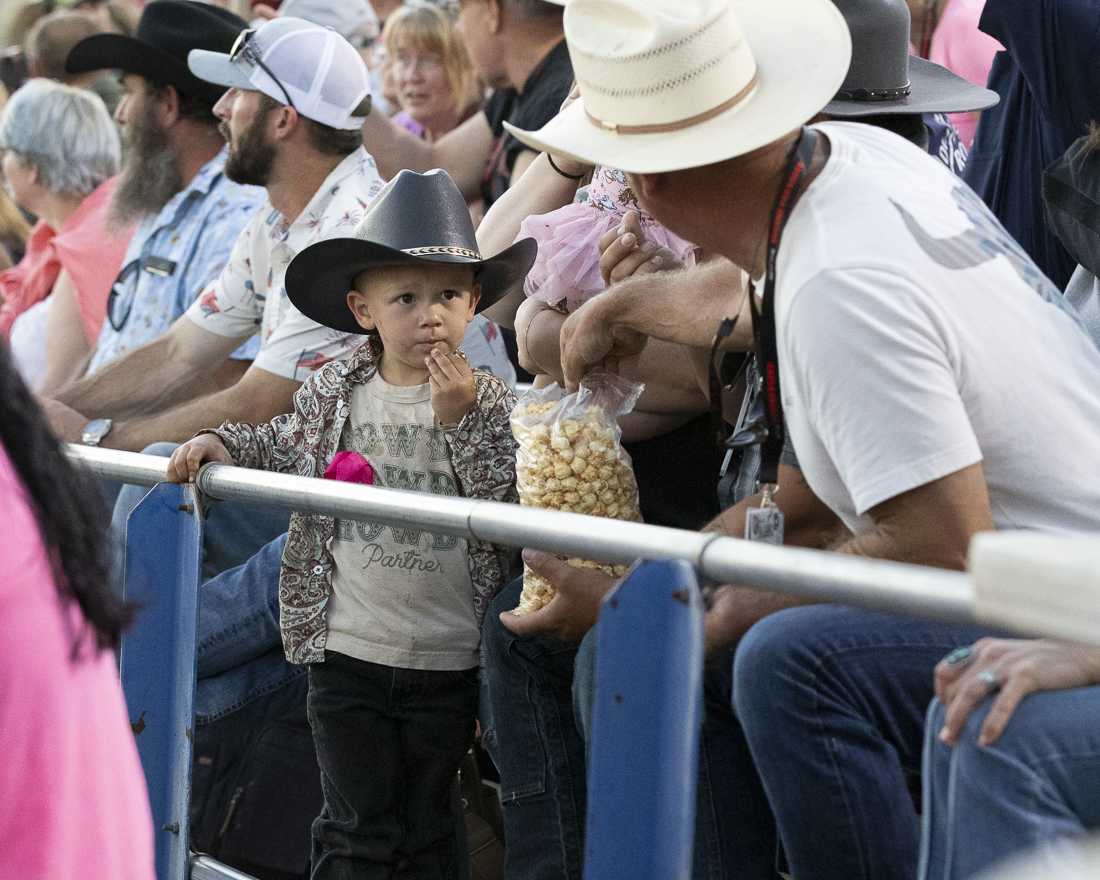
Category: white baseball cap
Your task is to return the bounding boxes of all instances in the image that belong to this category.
[275,0,378,46]
[187,16,372,131]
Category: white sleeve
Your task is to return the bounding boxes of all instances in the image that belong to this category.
[784,266,982,515]
[183,215,262,341]
[251,307,362,381]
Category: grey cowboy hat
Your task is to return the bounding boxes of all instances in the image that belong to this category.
[286,169,537,335]
[824,0,998,117]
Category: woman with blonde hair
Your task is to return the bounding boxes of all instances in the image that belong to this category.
[384,3,482,142]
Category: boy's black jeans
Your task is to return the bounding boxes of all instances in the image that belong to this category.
[307,651,478,880]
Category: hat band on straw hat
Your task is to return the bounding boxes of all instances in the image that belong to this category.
[403,245,481,259]
[584,71,759,135]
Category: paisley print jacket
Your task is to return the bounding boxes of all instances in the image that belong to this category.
[209,339,518,665]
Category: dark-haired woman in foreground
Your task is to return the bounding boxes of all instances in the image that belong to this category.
[0,341,153,879]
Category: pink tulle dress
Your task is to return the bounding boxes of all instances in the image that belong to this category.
[517,166,697,313]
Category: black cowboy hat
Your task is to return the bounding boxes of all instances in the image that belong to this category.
[65,0,246,106]
[286,169,537,335]
[823,0,998,117]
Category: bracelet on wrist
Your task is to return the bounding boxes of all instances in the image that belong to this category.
[547,153,588,181]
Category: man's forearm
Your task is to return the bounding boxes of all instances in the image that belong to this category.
[55,335,211,420]
[103,378,293,452]
[521,296,710,411]
[703,466,848,644]
[360,111,435,178]
[598,260,753,351]
[362,110,493,200]
[833,525,968,570]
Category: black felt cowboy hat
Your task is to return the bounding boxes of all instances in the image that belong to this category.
[823,0,998,117]
[286,169,537,334]
[65,0,246,106]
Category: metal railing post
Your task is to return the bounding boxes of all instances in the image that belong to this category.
[584,559,705,880]
[119,482,203,880]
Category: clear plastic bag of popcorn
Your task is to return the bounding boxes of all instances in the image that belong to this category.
[510,371,645,615]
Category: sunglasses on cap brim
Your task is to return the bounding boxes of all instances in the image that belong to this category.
[230,28,298,113]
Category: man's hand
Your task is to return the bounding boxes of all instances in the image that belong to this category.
[427,345,477,426]
[559,298,648,391]
[167,435,234,483]
[39,397,89,443]
[703,586,744,655]
[500,549,618,643]
[935,638,1100,747]
[599,210,683,286]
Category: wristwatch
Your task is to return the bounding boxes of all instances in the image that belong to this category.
[81,418,113,447]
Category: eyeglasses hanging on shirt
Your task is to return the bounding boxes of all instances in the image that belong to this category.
[106,255,177,331]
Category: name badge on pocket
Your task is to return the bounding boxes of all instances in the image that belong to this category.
[143,256,177,277]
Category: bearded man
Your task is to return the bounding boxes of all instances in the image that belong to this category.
[64,0,265,381]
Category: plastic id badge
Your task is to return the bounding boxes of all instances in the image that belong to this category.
[745,485,784,545]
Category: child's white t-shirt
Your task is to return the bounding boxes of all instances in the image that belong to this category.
[326,373,478,671]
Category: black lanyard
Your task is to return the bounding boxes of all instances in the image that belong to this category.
[748,127,819,487]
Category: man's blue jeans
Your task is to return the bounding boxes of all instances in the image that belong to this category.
[194,532,305,723]
[920,688,1100,880]
[111,441,291,581]
[480,578,587,880]
[481,577,777,880]
[733,605,990,880]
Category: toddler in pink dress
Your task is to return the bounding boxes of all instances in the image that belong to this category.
[517,166,701,440]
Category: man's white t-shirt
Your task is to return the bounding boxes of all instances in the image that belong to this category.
[776,122,1100,536]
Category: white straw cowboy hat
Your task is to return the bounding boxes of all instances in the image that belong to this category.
[506,0,852,174]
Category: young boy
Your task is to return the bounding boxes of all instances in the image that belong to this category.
[168,169,536,879]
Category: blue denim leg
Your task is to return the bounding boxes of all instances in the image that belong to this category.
[573,630,777,880]
[111,441,290,580]
[733,605,989,880]
[919,689,1100,880]
[480,577,587,880]
[194,533,303,723]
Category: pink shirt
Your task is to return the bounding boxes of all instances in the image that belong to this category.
[0,177,133,341]
[0,442,154,880]
[929,0,1003,148]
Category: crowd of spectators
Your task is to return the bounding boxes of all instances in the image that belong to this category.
[2,1,1100,879]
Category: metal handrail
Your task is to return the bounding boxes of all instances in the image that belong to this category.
[69,445,974,626]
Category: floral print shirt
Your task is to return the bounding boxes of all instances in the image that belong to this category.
[185,148,386,381]
[208,339,519,665]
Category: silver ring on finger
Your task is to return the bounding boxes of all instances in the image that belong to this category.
[977,669,1001,693]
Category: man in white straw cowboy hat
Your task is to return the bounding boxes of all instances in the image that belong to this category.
[500,0,1100,876]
